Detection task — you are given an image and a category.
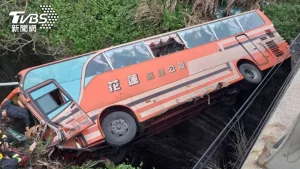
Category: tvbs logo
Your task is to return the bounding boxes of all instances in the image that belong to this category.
[9,5,59,33]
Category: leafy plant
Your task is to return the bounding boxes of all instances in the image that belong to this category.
[264,2,300,41]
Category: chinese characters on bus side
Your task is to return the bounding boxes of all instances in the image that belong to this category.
[178,62,186,69]
[168,62,185,73]
[147,72,154,80]
[168,65,176,73]
[108,79,121,93]
[158,69,165,77]
[108,62,186,92]
[127,74,140,86]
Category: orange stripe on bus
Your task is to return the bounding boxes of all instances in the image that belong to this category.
[76,114,88,123]
[138,70,235,121]
[81,125,99,135]
[139,72,242,121]
[86,136,103,145]
[135,68,232,113]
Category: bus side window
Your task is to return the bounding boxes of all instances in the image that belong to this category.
[84,54,112,86]
[133,44,153,62]
[148,37,185,57]
[209,18,242,40]
[235,12,265,32]
[167,39,185,53]
[111,51,126,68]
[178,25,216,48]
[85,54,112,78]
[105,42,154,69]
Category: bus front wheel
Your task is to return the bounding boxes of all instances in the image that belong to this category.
[238,63,262,84]
[101,111,137,146]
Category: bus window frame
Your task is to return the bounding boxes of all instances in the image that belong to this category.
[101,54,114,71]
[208,17,244,40]
[84,53,114,74]
[84,53,114,87]
[142,41,156,59]
[35,89,71,117]
[208,24,219,41]
[144,33,188,58]
[235,11,266,33]
[177,24,219,49]
[26,79,76,122]
[234,17,245,32]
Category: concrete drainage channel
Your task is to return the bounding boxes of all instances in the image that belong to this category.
[122,59,292,169]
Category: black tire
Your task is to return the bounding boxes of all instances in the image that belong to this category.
[101,111,137,146]
[238,63,262,84]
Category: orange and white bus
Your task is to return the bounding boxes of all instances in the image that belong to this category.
[2,10,291,150]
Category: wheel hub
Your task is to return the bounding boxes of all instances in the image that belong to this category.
[109,119,129,136]
[244,69,257,79]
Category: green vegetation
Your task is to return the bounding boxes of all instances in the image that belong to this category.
[264,1,300,41]
[21,137,142,168]
[0,0,189,58]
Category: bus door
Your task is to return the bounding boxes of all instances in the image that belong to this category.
[27,80,95,140]
[235,34,269,66]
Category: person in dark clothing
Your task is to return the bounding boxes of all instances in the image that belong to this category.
[0,100,30,134]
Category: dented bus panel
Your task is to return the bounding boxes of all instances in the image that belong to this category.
[3,10,291,151]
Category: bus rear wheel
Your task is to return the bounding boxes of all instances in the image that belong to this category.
[238,63,262,84]
[101,111,137,146]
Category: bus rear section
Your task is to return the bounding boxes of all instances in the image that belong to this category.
[11,9,291,152]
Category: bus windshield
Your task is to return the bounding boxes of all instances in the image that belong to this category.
[23,53,95,102]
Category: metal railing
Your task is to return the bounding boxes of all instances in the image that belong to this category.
[0,82,19,86]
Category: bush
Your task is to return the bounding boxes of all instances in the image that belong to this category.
[264,1,300,41]
[0,0,189,58]
[41,0,150,55]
